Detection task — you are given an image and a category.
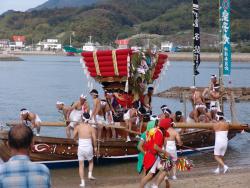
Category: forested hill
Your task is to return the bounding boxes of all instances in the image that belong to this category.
[29,0,98,11]
[0,0,249,49]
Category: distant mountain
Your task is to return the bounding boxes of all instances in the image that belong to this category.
[0,0,249,52]
[30,0,98,11]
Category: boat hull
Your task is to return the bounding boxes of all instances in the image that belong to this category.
[0,129,237,166]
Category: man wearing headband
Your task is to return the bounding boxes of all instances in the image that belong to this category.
[140,87,154,114]
[20,108,41,136]
[209,74,218,91]
[89,89,105,140]
[159,105,173,120]
[73,112,97,187]
[213,112,229,174]
[190,86,205,109]
[56,101,71,138]
[67,94,90,138]
[209,84,227,111]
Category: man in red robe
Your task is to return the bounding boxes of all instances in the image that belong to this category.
[140,118,172,188]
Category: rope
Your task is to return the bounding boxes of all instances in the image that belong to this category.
[112,50,119,76]
[93,51,101,76]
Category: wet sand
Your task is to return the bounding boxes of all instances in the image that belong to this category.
[51,164,250,188]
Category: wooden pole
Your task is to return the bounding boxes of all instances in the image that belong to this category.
[174,122,250,131]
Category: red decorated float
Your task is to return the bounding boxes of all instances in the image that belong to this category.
[81,49,168,99]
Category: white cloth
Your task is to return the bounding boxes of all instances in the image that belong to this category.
[35,114,42,123]
[165,141,178,162]
[149,157,161,174]
[123,110,130,121]
[96,115,106,125]
[214,131,228,156]
[210,101,221,111]
[105,111,114,124]
[186,116,195,123]
[78,138,93,161]
[69,109,82,128]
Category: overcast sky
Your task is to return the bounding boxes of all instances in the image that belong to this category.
[0,0,47,14]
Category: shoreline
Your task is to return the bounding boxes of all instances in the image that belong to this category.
[51,164,250,188]
[0,54,23,61]
[1,51,250,62]
[166,52,250,62]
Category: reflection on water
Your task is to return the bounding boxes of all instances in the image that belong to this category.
[0,55,250,171]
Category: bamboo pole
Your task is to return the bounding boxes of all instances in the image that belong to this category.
[174,122,250,131]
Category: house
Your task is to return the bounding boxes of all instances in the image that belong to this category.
[36,39,62,51]
[9,35,26,50]
[161,41,174,52]
[0,39,10,49]
[115,39,129,49]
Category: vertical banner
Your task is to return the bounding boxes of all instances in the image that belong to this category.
[220,0,231,75]
[193,0,201,76]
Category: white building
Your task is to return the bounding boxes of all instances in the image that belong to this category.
[37,39,62,51]
[161,41,174,52]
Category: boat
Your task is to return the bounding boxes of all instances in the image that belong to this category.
[82,36,100,52]
[1,121,249,166]
[1,1,246,167]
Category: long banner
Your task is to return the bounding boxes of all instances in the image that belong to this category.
[193,0,201,76]
[220,0,231,75]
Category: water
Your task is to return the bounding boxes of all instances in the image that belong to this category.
[0,55,250,177]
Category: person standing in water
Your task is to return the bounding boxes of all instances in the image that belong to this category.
[73,113,97,187]
[20,108,41,136]
[213,111,229,174]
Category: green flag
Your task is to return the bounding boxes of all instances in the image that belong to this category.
[220,0,231,76]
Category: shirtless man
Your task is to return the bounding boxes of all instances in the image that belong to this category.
[56,101,71,138]
[206,105,218,122]
[103,99,116,138]
[67,95,89,138]
[153,121,183,187]
[90,89,106,140]
[20,108,41,136]
[213,111,229,174]
[73,112,97,187]
[209,84,226,111]
[141,87,154,114]
[190,86,204,109]
[187,104,207,123]
[123,104,142,142]
[209,74,218,91]
[159,105,173,120]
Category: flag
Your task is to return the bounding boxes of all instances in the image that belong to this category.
[220,0,231,76]
[193,0,201,76]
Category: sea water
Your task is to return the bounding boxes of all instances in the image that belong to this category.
[0,55,250,170]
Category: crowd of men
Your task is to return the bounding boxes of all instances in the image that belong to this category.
[0,74,230,187]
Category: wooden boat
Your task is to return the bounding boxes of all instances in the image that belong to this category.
[1,122,249,165]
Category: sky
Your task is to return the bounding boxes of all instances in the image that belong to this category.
[0,0,47,14]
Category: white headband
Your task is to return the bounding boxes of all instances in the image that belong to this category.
[56,101,64,105]
[20,110,29,115]
[195,104,206,109]
[80,94,87,99]
[211,75,217,79]
[190,86,196,89]
[82,115,90,123]
[216,113,224,121]
[101,101,107,106]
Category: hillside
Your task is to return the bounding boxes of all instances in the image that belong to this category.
[29,0,98,11]
[0,0,249,51]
